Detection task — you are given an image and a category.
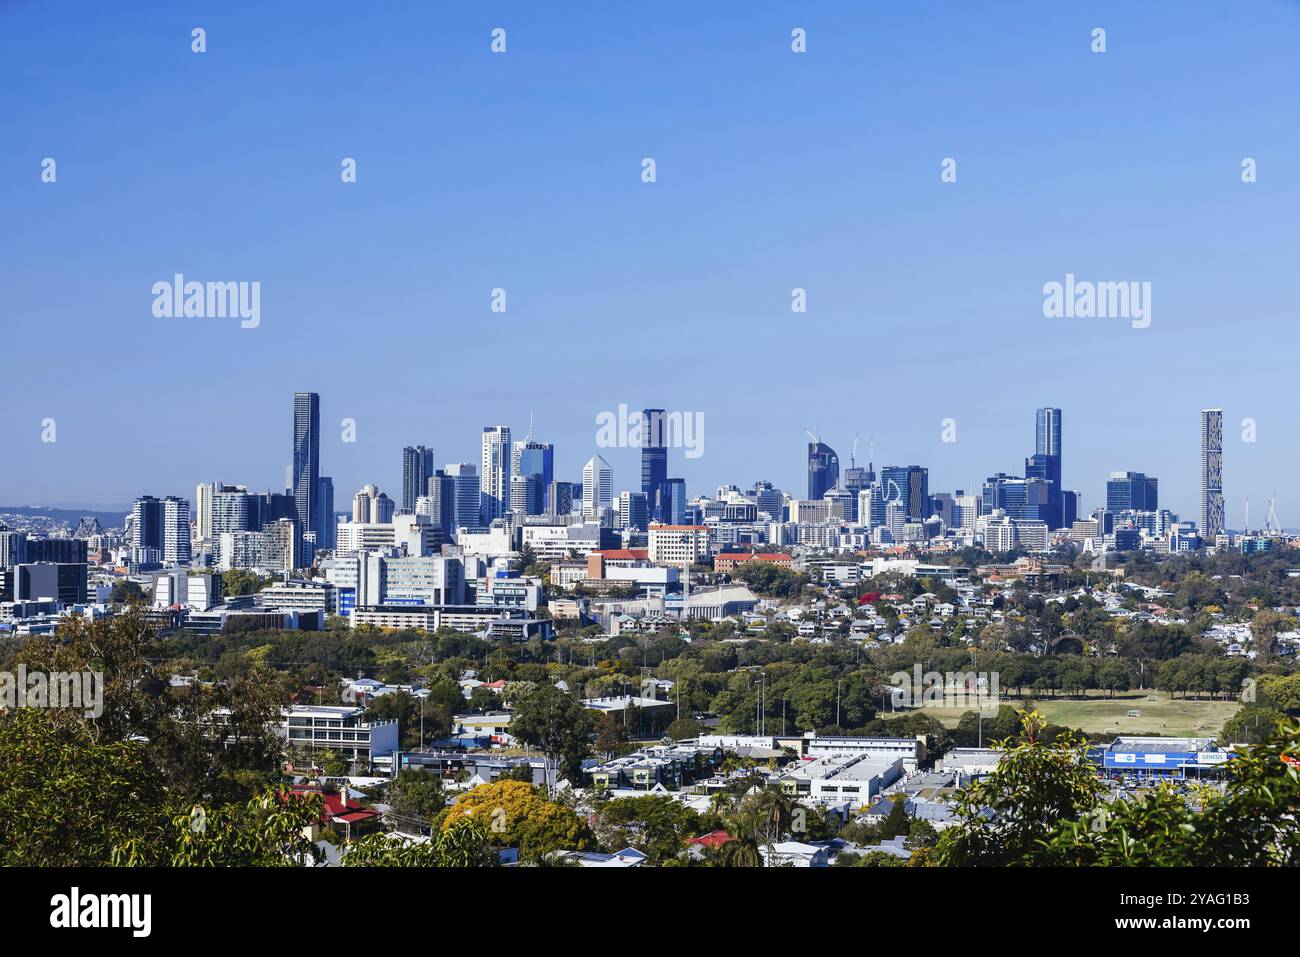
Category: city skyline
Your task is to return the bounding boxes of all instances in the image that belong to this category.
[18,395,1265,536]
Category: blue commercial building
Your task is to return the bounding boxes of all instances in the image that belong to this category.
[516,441,554,513]
[1106,471,1159,512]
[880,465,929,520]
[1094,737,1230,780]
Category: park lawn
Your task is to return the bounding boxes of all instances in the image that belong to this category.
[921,690,1241,738]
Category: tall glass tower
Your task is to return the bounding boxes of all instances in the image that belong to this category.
[641,409,668,517]
[1033,407,1063,527]
[807,441,839,500]
[293,392,320,560]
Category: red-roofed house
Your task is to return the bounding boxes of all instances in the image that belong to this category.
[686,829,733,849]
[286,785,382,842]
[715,552,794,573]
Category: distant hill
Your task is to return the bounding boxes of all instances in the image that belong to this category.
[0,504,128,531]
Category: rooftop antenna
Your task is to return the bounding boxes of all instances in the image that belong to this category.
[1244,496,1250,535]
[869,435,875,472]
[524,410,535,443]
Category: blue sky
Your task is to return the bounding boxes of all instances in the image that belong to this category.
[2,1,1298,524]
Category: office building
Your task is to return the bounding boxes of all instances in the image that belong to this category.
[641,408,668,516]
[446,464,482,532]
[880,466,929,520]
[513,440,554,513]
[807,440,839,501]
[1106,471,1158,513]
[293,392,321,558]
[315,476,335,551]
[582,455,613,518]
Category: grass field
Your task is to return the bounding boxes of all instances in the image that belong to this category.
[920,690,1241,738]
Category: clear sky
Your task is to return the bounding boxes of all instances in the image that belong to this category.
[3,1,1298,524]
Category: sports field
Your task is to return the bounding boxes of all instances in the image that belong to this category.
[922,690,1240,738]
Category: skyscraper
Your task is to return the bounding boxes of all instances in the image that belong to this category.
[293,392,320,558]
[445,463,481,532]
[130,495,163,552]
[316,476,335,551]
[1031,407,1063,527]
[1036,407,1062,461]
[425,470,457,540]
[513,440,553,514]
[547,480,574,517]
[194,482,215,540]
[401,446,435,513]
[807,440,839,501]
[1201,409,1224,539]
[582,455,613,517]
[641,409,668,515]
[481,426,512,522]
[659,477,687,525]
[880,466,929,520]
[162,496,192,566]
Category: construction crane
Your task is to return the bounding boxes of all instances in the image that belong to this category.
[1267,493,1281,534]
[851,433,859,469]
[804,428,820,445]
[1244,496,1250,534]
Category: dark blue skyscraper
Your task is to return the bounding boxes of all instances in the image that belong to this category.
[880,466,929,520]
[642,409,668,517]
[293,392,320,558]
[807,441,839,501]
[1031,407,1064,528]
[315,476,335,551]
[516,441,554,513]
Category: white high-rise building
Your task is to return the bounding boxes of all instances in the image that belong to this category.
[582,455,612,517]
[953,493,982,529]
[162,496,192,566]
[481,426,512,523]
[195,482,216,540]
